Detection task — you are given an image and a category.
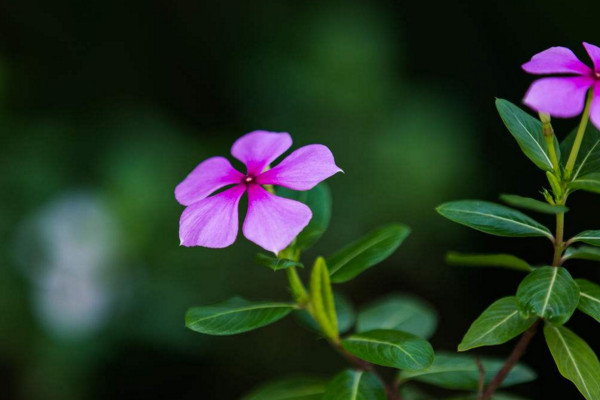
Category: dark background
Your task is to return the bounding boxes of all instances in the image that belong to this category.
[1,0,599,399]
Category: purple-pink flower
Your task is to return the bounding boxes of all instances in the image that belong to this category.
[175,131,342,253]
[522,42,600,129]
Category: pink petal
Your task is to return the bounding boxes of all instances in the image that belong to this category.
[583,42,600,73]
[179,184,246,248]
[231,131,292,176]
[523,77,594,117]
[522,46,591,75]
[175,157,244,206]
[256,144,342,190]
[243,185,312,253]
[590,83,600,131]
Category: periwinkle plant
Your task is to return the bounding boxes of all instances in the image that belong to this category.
[438,42,600,400]
[176,43,600,400]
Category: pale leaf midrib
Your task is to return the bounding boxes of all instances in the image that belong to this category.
[347,336,418,364]
[514,116,553,168]
[442,208,551,237]
[581,292,600,304]
[573,139,600,180]
[553,327,592,399]
[473,310,519,343]
[189,303,295,324]
[541,268,558,317]
[330,230,398,274]
[350,371,363,400]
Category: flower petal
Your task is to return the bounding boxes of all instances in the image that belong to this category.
[590,83,600,131]
[523,77,594,117]
[522,46,591,75]
[231,131,292,175]
[243,185,312,253]
[257,144,342,190]
[179,184,245,248]
[175,157,244,206]
[583,42,600,73]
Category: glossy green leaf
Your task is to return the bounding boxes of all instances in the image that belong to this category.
[569,173,600,194]
[436,200,552,239]
[516,267,579,325]
[496,99,558,171]
[563,246,600,262]
[322,370,386,400]
[561,123,600,180]
[446,252,532,272]
[570,230,600,247]
[357,293,438,339]
[576,279,600,324]
[459,297,537,351]
[277,183,332,250]
[500,194,568,214]
[443,393,530,400]
[185,297,296,335]
[342,329,434,370]
[544,325,600,400]
[328,224,410,283]
[399,352,536,390]
[295,293,355,334]
[256,253,304,271]
[242,377,327,400]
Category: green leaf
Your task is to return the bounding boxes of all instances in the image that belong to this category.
[499,194,568,214]
[436,200,552,239]
[277,183,332,250]
[575,279,600,324]
[563,246,600,262]
[242,377,327,400]
[322,370,386,400]
[328,224,411,283]
[496,99,558,171]
[185,297,296,335]
[356,293,438,339]
[309,257,338,339]
[295,293,355,335]
[446,252,532,272]
[256,253,304,271]
[399,352,536,390]
[570,230,600,247]
[544,325,600,400]
[569,173,600,194]
[443,393,530,400]
[341,329,434,370]
[516,267,579,325]
[458,297,537,351]
[560,123,600,180]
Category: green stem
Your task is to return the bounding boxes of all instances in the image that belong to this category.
[565,89,594,175]
[552,211,565,266]
[286,267,309,306]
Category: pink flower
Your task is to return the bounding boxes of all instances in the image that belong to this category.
[522,42,600,129]
[175,131,342,253]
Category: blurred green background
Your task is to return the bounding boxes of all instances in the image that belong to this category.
[1,0,599,399]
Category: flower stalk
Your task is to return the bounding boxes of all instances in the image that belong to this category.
[565,89,594,176]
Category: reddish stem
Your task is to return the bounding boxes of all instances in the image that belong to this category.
[481,320,540,400]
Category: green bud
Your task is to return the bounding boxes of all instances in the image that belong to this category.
[309,257,338,340]
[546,171,562,198]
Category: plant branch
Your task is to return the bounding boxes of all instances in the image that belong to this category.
[481,320,540,400]
[476,357,485,400]
[552,211,565,266]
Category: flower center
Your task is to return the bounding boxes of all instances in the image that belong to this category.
[243,175,255,184]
